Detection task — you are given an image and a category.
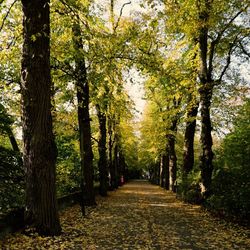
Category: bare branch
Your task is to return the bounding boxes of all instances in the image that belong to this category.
[213,5,248,44]
[217,35,239,83]
[51,57,75,78]
[209,6,249,80]
[113,1,132,32]
[239,41,250,58]
[0,0,18,33]
[91,136,99,144]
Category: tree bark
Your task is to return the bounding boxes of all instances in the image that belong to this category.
[165,149,170,190]
[167,98,179,192]
[108,116,115,190]
[199,84,213,198]
[113,133,120,188]
[21,0,61,236]
[72,19,95,206]
[96,104,108,196]
[152,160,160,185]
[183,95,199,176]
[7,130,20,153]
[197,1,214,199]
[118,151,126,185]
[160,154,166,188]
[168,127,177,192]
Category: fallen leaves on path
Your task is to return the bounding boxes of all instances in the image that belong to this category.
[1,180,250,249]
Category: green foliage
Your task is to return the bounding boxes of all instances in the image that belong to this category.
[0,103,14,134]
[207,99,250,220]
[54,110,81,197]
[0,146,24,216]
[0,103,23,216]
[178,170,203,204]
[56,134,81,197]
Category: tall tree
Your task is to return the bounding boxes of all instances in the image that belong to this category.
[96,104,108,196]
[21,0,61,235]
[182,92,199,176]
[72,17,95,206]
[167,101,180,192]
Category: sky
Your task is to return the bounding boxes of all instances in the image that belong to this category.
[94,1,147,120]
[124,68,146,121]
[114,0,147,120]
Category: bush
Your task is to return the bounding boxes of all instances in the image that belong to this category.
[206,98,250,221]
[56,135,81,197]
[207,168,250,220]
[0,147,24,216]
[178,170,203,204]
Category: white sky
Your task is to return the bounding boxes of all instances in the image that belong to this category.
[112,0,147,120]
[124,68,146,121]
[94,0,147,120]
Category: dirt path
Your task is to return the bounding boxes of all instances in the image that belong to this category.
[1,180,250,249]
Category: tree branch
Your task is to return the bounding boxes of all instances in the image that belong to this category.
[209,6,248,81]
[113,1,132,32]
[58,0,93,37]
[91,136,99,144]
[213,6,248,45]
[0,0,18,33]
[239,41,250,58]
[51,57,75,78]
[217,35,239,83]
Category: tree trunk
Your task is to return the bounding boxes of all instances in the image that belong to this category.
[7,129,20,152]
[168,133,177,192]
[108,117,115,190]
[165,149,170,190]
[167,98,179,192]
[7,129,23,166]
[152,160,160,185]
[183,96,199,176]
[197,2,214,199]
[119,151,126,185]
[21,0,61,236]
[113,133,120,188]
[96,104,108,196]
[199,85,213,198]
[72,19,95,206]
[160,154,166,188]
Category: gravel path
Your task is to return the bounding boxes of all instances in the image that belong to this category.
[1,180,250,249]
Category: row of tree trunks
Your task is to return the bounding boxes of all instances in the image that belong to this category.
[158,1,214,199]
[20,0,127,237]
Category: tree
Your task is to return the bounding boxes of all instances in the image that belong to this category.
[182,92,199,177]
[72,16,95,207]
[21,0,61,235]
[208,98,250,219]
[96,104,108,196]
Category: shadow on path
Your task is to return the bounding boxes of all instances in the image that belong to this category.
[1,180,250,249]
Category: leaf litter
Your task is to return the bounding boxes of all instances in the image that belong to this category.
[1,180,250,249]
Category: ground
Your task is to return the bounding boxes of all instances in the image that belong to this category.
[1,180,250,249]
